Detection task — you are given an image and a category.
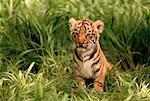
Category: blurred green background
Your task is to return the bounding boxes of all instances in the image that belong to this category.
[0,0,150,101]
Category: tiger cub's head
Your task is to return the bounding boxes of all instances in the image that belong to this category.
[69,18,104,51]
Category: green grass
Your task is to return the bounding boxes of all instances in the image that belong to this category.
[0,0,150,100]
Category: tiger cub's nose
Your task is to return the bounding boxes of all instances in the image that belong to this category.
[78,39,85,45]
[78,27,86,45]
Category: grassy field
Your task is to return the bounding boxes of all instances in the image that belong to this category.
[0,0,150,101]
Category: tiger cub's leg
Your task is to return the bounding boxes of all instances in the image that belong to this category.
[73,67,86,90]
[74,76,86,88]
[94,66,107,92]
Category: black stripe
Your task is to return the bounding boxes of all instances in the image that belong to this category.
[84,48,97,62]
[79,22,82,25]
[91,57,100,68]
[83,49,94,59]
[94,68,100,73]
[74,29,78,31]
[80,22,84,28]
[93,50,100,61]
[95,81,102,84]
[73,56,80,71]
[79,75,83,78]
[74,66,80,71]
[73,56,78,64]
[74,49,82,61]
[91,22,93,26]
[84,25,86,30]
[84,22,89,26]
[94,81,103,87]
[89,48,97,59]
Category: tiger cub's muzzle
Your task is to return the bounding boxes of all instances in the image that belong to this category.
[76,42,88,49]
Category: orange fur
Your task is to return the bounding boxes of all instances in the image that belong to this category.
[69,18,112,92]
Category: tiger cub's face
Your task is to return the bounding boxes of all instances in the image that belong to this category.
[69,18,104,51]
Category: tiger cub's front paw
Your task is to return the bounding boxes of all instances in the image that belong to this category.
[94,82,104,92]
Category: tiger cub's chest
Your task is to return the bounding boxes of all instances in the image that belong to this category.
[79,59,94,79]
[73,49,100,79]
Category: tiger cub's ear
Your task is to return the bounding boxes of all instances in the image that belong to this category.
[93,20,104,33]
[69,18,76,30]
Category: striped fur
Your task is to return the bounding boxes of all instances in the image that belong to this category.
[69,18,112,92]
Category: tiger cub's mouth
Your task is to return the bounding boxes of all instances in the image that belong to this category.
[76,44,87,48]
[76,43,95,52]
[76,47,87,52]
[76,45,93,52]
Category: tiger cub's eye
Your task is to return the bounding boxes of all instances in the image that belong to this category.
[72,32,79,38]
[86,33,91,36]
[89,36,93,39]
[73,34,77,38]
[73,32,79,35]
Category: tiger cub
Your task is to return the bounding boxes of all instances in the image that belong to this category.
[69,18,112,92]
